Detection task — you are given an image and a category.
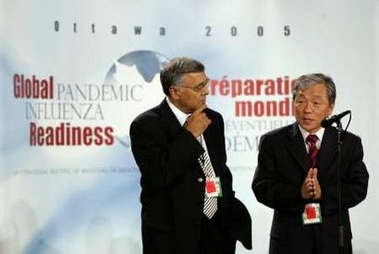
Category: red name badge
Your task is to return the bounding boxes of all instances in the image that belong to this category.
[306,205,317,219]
[205,177,222,198]
[302,203,322,224]
[206,180,216,193]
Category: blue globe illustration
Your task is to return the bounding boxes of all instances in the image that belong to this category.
[105,50,169,84]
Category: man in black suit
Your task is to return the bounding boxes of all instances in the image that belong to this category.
[130,57,252,254]
[252,73,369,254]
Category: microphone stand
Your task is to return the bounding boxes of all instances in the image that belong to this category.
[336,120,344,254]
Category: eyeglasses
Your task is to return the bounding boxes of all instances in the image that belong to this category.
[179,79,210,92]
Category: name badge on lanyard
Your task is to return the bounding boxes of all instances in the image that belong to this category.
[302,203,322,224]
[205,177,223,198]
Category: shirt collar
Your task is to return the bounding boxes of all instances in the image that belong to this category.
[298,124,325,143]
[166,97,189,126]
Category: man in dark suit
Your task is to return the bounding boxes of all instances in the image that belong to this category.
[252,73,369,254]
[130,57,252,254]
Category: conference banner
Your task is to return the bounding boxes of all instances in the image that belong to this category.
[1,1,378,253]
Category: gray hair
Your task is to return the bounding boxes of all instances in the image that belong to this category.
[160,57,205,96]
[292,73,336,105]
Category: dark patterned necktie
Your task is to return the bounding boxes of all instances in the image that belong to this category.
[197,136,218,219]
[306,134,319,168]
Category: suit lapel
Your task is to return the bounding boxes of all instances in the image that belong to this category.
[318,128,338,174]
[285,123,309,171]
[159,99,183,139]
[203,125,217,165]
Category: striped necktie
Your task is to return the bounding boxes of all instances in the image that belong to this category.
[306,134,319,168]
[197,136,218,219]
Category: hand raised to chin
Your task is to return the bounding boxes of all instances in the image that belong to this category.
[184,106,211,138]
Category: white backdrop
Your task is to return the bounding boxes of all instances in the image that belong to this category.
[1,1,378,253]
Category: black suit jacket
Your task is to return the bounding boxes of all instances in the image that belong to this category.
[252,123,369,253]
[130,99,252,254]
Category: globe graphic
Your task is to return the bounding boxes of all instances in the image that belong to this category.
[105,50,169,84]
[104,50,170,149]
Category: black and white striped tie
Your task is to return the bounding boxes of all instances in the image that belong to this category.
[197,136,218,219]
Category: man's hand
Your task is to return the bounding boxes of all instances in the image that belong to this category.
[184,106,211,138]
[301,168,322,200]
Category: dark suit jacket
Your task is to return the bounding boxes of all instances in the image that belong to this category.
[130,99,252,254]
[252,123,369,253]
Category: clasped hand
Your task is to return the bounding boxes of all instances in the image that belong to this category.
[301,168,322,200]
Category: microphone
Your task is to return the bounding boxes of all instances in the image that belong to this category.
[321,110,351,128]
